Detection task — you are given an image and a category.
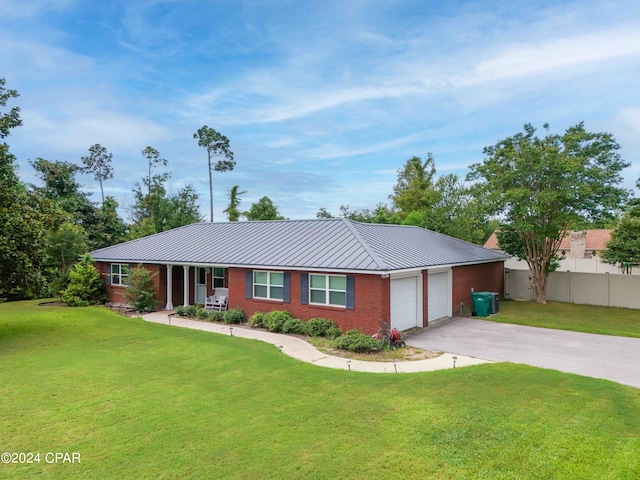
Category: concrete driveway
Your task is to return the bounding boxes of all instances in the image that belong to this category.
[406,318,640,389]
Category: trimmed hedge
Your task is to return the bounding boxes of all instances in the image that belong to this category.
[224,308,246,324]
[248,312,266,328]
[305,317,337,337]
[264,310,294,332]
[176,305,197,317]
[208,310,225,323]
[281,318,306,334]
[332,329,381,352]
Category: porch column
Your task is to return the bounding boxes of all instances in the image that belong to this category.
[165,265,174,310]
[183,265,190,306]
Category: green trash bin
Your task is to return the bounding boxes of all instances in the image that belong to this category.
[471,292,491,317]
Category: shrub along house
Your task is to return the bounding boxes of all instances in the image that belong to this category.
[91,218,508,333]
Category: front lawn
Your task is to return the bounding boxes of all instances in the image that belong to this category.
[1,300,639,479]
[491,300,640,337]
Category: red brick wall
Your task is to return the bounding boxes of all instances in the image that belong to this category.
[228,268,389,335]
[95,260,504,325]
[95,262,166,307]
[452,262,504,316]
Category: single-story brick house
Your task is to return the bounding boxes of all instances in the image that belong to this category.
[91,218,508,334]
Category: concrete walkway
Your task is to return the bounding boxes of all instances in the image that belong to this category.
[142,311,491,373]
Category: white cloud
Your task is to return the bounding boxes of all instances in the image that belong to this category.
[461,27,640,86]
[0,36,94,77]
[0,0,75,19]
[303,131,428,160]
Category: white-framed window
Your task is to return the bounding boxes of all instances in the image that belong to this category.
[309,274,346,307]
[111,264,129,286]
[253,271,284,300]
[212,267,226,288]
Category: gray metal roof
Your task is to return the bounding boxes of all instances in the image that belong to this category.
[90,218,508,272]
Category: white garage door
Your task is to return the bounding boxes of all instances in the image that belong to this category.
[428,272,450,321]
[390,276,420,331]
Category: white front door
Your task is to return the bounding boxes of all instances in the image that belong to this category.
[195,267,207,304]
[390,276,421,331]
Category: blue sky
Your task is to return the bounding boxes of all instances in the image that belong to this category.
[2,0,640,221]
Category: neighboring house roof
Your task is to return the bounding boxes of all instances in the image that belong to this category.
[484,229,612,251]
[91,218,508,273]
[558,229,611,251]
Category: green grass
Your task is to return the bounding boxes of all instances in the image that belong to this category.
[1,300,639,479]
[489,300,640,337]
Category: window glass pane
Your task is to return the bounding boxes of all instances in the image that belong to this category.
[270,272,284,286]
[213,267,224,277]
[310,290,326,304]
[121,265,129,275]
[112,264,121,275]
[329,291,346,306]
[254,285,268,298]
[270,286,284,300]
[329,276,346,290]
[254,271,268,284]
[198,268,206,284]
[213,278,224,288]
[310,274,326,289]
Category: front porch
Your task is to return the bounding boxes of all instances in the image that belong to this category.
[164,265,228,310]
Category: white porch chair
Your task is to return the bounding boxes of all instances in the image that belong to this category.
[204,288,229,311]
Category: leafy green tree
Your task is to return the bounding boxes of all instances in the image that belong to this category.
[390,154,439,217]
[389,156,494,244]
[0,78,52,300]
[601,188,640,273]
[223,185,246,222]
[316,207,334,219]
[46,221,88,276]
[141,146,168,196]
[163,184,203,229]
[339,203,401,224]
[0,77,21,136]
[93,196,127,248]
[30,158,125,249]
[468,122,629,303]
[81,143,113,204]
[31,158,95,222]
[193,126,235,222]
[424,174,496,244]
[245,196,284,221]
[129,180,203,239]
[61,254,106,306]
[45,221,88,297]
[122,265,158,313]
[130,180,165,231]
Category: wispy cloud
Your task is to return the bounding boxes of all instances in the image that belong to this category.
[461,27,640,86]
[3,0,640,219]
[0,0,76,19]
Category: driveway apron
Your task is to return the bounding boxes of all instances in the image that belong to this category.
[406,318,640,389]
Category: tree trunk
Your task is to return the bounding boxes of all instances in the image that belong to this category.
[208,153,213,222]
[530,267,548,304]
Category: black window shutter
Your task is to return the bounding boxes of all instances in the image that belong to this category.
[245,270,253,299]
[283,272,291,303]
[346,276,355,310]
[300,273,309,305]
[105,264,112,285]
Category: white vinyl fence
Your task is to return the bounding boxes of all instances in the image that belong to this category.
[505,269,640,309]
